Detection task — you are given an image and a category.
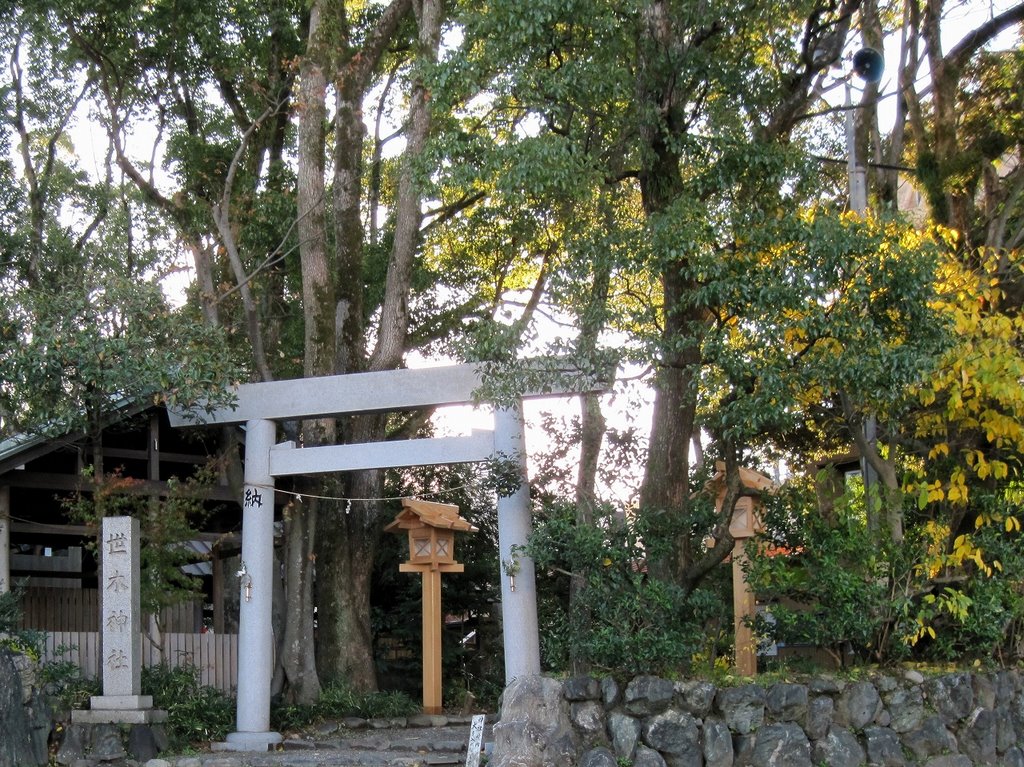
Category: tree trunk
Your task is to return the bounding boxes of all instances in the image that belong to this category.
[314,0,434,692]
[314,469,381,691]
[278,486,321,703]
[370,0,442,371]
[278,0,335,702]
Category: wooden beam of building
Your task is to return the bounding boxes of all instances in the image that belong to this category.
[169,360,607,427]
[1,471,240,502]
[268,431,495,477]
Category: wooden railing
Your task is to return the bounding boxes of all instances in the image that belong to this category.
[42,631,238,694]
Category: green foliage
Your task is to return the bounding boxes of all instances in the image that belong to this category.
[0,585,22,634]
[747,483,907,667]
[0,584,47,661]
[270,681,419,732]
[747,478,1024,668]
[63,462,222,622]
[527,501,727,677]
[142,663,234,750]
[38,645,100,710]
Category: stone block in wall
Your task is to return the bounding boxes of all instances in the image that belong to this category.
[491,675,577,767]
[641,709,699,766]
[675,679,716,717]
[563,676,600,702]
[972,674,996,710]
[996,670,1019,705]
[863,725,906,767]
[625,675,675,716]
[920,755,972,767]
[1003,746,1024,767]
[608,710,641,760]
[901,715,958,761]
[996,707,1017,753]
[874,673,899,693]
[957,707,997,764]
[885,685,926,733]
[579,746,616,767]
[810,725,864,767]
[716,684,766,735]
[732,732,756,766]
[804,695,833,740]
[925,672,974,724]
[701,717,733,767]
[808,676,843,694]
[25,689,52,765]
[0,648,41,767]
[835,680,881,729]
[765,683,808,724]
[749,722,811,767]
[634,745,668,767]
[55,723,87,765]
[570,701,607,743]
[601,677,621,708]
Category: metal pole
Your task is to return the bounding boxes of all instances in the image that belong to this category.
[845,82,868,215]
[846,81,879,498]
[494,402,541,682]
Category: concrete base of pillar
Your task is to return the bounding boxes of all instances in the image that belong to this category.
[212,731,284,752]
[71,708,168,725]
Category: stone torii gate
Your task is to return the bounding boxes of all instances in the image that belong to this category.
[170,362,595,751]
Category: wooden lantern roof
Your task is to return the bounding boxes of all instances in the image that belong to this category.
[384,498,479,534]
[705,462,777,497]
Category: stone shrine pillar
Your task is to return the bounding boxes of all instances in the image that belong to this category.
[72,516,165,724]
[219,418,282,751]
[494,403,541,683]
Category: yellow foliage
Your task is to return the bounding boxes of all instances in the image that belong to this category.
[910,248,1024,509]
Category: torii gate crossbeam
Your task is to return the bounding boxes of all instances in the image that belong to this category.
[173,362,599,752]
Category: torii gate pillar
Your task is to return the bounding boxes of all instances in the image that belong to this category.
[495,404,541,682]
[223,418,282,751]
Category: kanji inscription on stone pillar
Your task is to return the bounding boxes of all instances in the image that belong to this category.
[99,516,142,698]
[72,515,165,724]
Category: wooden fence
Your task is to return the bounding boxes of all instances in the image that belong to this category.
[19,587,203,633]
[43,631,238,694]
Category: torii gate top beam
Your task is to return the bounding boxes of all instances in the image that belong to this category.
[169,361,601,427]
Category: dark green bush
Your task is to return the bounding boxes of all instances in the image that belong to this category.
[270,681,419,732]
[39,645,100,709]
[527,501,726,677]
[142,663,234,749]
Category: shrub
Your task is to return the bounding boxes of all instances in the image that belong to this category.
[39,645,100,709]
[142,663,233,749]
[527,501,726,677]
[271,682,419,732]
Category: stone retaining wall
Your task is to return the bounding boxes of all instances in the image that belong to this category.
[0,647,51,767]
[491,670,1024,767]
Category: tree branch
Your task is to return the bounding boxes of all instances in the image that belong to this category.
[945,3,1024,72]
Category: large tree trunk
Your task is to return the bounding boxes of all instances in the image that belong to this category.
[635,1,699,579]
[314,469,381,691]
[314,0,435,692]
[281,0,335,703]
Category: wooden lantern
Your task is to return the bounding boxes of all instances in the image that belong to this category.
[386,498,476,570]
[707,463,776,678]
[385,498,477,713]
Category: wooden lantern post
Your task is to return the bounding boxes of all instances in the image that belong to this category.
[385,498,478,714]
[709,464,776,677]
